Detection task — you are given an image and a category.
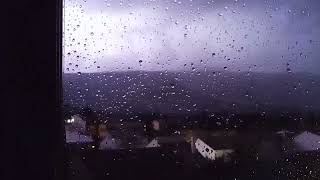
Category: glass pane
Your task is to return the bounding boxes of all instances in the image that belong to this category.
[63,0,320,179]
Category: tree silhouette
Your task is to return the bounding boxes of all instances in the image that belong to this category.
[81,105,97,125]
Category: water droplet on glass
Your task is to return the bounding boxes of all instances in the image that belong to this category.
[286,68,292,73]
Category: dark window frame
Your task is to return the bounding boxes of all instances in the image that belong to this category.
[3,0,65,180]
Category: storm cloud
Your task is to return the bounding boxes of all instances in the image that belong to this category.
[64,0,320,73]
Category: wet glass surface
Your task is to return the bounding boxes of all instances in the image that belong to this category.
[63,0,320,179]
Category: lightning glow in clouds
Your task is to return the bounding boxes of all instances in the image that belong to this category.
[64,0,320,73]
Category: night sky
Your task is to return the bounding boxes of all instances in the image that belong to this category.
[63,0,320,74]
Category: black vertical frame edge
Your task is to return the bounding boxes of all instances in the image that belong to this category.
[55,0,66,179]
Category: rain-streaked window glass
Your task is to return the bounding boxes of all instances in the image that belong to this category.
[63,0,320,179]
